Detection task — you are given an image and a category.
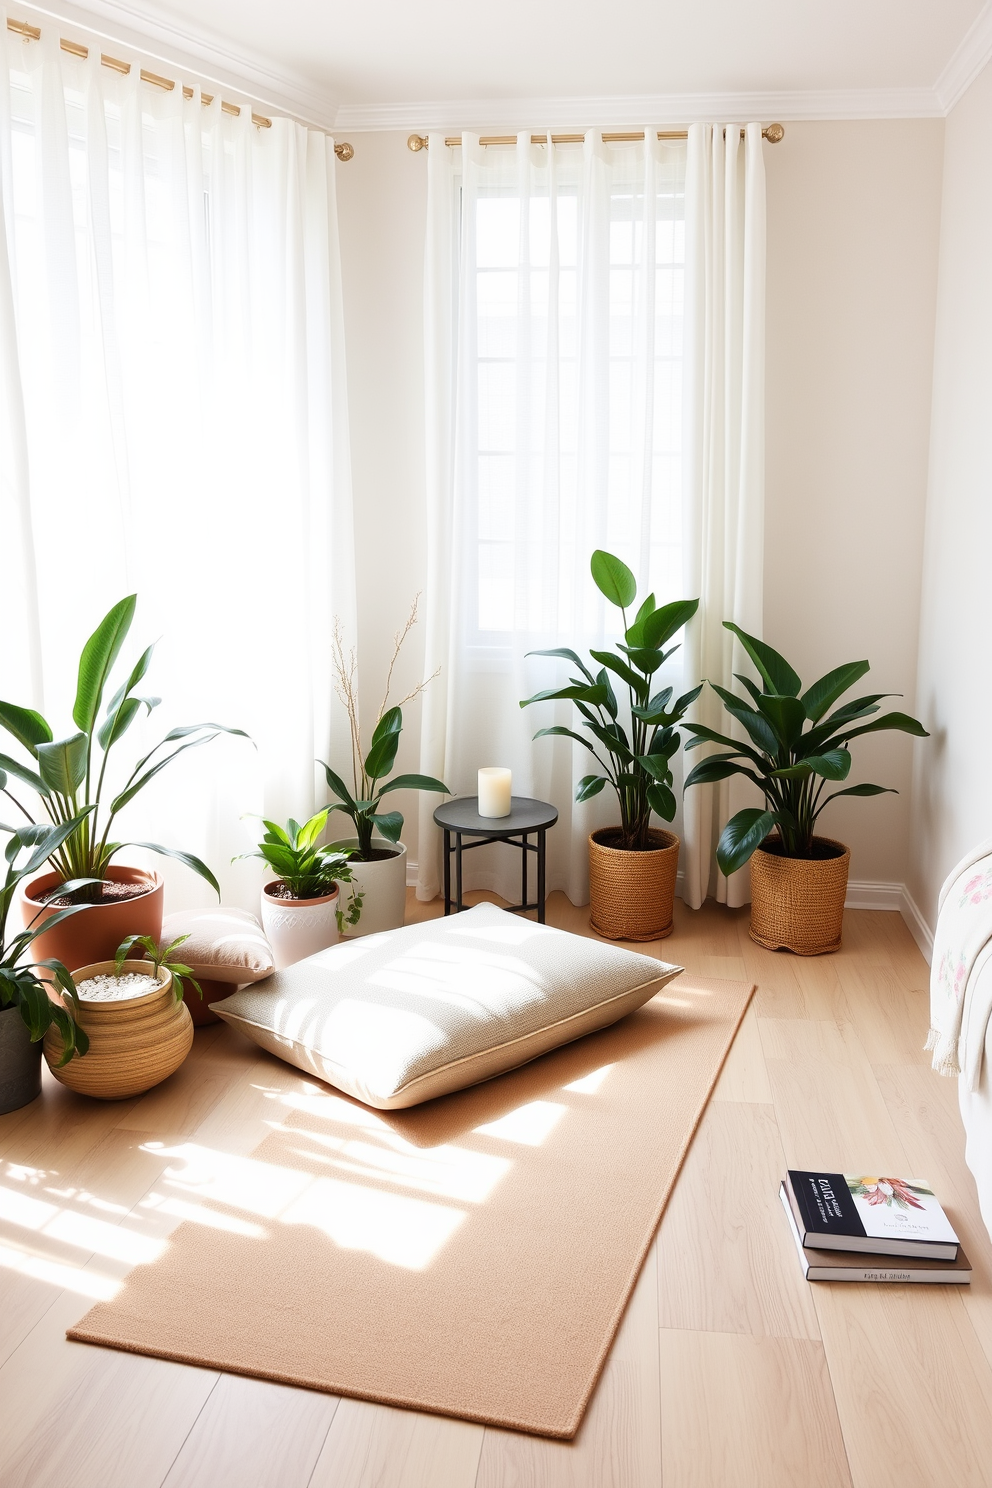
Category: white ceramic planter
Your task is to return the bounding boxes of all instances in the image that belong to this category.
[260,883,340,970]
[332,838,407,938]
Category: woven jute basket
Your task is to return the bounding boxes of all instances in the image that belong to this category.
[748,836,851,956]
[44,960,193,1099]
[588,827,680,941]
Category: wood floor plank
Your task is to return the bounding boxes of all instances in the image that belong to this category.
[759,1017,910,1172]
[659,1329,852,1488]
[832,963,932,1070]
[875,1062,992,1374]
[0,1286,218,1488]
[813,1284,992,1488]
[308,1399,482,1488]
[162,1374,340,1488]
[117,1026,242,1137]
[710,1005,773,1103]
[475,1237,662,1488]
[656,1100,819,1340]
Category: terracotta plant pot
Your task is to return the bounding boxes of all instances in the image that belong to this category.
[183,976,230,1028]
[21,865,164,971]
[260,882,340,970]
[588,828,680,941]
[43,960,193,1100]
[331,838,407,939]
[748,835,851,955]
[0,1004,42,1115]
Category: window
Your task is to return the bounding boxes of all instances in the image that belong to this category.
[463,142,685,644]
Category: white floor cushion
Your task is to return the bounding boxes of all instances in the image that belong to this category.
[210,902,682,1109]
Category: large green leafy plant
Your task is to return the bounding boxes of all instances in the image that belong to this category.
[682,622,929,875]
[520,551,700,852]
[0,596,247,900]
[237,810,363,930]
[0,819,94,1063]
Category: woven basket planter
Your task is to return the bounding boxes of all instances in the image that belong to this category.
[43,961,193,1100]
[748,836,851,956]
[588,828,680,941]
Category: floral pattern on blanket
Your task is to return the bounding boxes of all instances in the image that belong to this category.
[930,844,992,1080]
[959,868,992,909]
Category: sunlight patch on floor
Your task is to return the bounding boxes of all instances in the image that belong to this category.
[0,1183,163,1265]
[565,1063,615,1094]
[0,1239,119,1300]
[288,1127,511,1203]
[144,1141,469,1269]
[474,1100,567,1146]
[280,1176,466,1270]
[139,1192,267,1238]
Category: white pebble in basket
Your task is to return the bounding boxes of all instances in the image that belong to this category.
[75,973,160,1002]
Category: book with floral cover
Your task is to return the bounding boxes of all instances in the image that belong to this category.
[785,1170,959,1260]
[779,1186,971,1283]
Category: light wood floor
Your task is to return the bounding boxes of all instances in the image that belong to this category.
[0,890,987,1488]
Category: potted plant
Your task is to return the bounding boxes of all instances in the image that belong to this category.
[0,818,93,1113]
[682,622,929,954]
[520,551,700,941]
[0,595,247,969]
[322,603,448,936]
[43,934,200,1099]
[238,810,360,968]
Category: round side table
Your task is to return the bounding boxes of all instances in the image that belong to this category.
[433,797,559,923]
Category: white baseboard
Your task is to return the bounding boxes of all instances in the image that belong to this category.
[899,885,935,965]
[844,879,904,911]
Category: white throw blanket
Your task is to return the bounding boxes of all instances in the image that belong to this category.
[928,837,992,1085]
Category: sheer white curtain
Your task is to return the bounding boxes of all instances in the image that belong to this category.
[680,123,766,909]
[0,20,356,912]
[418,129,687,903]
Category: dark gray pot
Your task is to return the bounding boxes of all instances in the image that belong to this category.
[0,1004,43,1115]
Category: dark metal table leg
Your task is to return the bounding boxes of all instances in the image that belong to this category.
[537,828,547,923]
[455,832,464,912]
[521,832,528,915]
[443,828,452,915]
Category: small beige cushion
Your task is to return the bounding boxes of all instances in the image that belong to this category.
[210,902,682,1109]
[160,908,274,985]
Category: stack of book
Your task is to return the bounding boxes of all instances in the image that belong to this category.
[780,1169,971,1284]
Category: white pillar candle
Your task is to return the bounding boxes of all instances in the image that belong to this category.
[478,767,512,818]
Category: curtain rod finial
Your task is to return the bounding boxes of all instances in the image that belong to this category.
[763,122,785,144]
[408,133,428,152]
[335,141,354,161]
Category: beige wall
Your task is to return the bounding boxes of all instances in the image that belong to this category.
[765,120,943,890]
[908,62,992,935]
[336,122,944,892]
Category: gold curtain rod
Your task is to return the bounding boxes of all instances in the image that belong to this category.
[5,16,355,160]
[407,123,785,152]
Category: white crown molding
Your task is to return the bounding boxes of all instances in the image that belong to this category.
[11,0,990,132]
[9,0,340,129]
[936,0,992,112]
[334,87,944,134]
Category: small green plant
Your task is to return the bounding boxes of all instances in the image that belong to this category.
[236,809,363,931]
[323,604,448,860]
[520,550,700,852]
[682,622,930,874]
[0,816,95,1063]
[115,933,203,1004]
[0,595,249,901]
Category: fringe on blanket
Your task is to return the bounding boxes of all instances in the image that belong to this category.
[926,1025,961,1078]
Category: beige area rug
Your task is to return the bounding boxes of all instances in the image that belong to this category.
[69,974,754,1439]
